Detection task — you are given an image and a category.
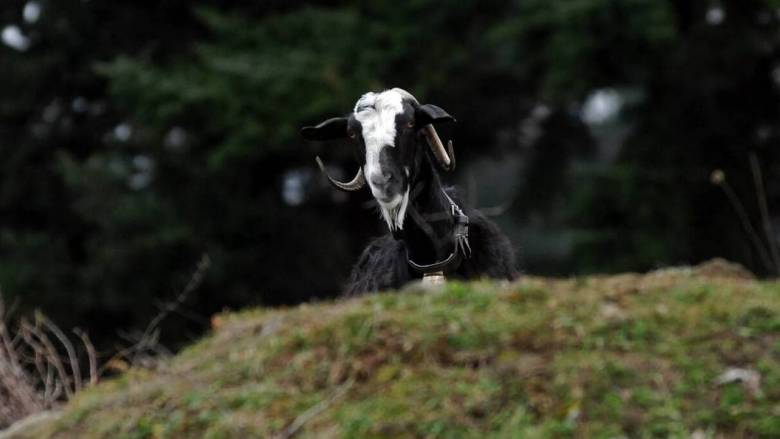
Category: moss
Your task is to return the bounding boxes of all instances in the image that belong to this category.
[17,271,780,438]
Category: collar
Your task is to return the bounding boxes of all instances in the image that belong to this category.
[404,188,472,274]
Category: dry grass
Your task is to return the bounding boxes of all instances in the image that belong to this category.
[0,303,97,429]
[0,253,209,431]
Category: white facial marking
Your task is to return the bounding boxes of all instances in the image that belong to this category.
[354,90,403,186]
[354,89,412,231]
[376,187,410,231]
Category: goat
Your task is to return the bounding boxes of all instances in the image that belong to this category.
[302,88,517,294]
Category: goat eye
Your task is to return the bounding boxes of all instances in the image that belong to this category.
[406,121,415,128]
[348,130,357,139]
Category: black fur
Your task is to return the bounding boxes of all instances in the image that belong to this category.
[345,140,517,294]
[302,91,518,294]
[346,203,518,294]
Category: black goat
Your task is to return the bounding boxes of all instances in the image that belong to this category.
[302,88,517,294]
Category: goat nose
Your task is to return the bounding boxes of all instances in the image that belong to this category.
[369,172,391,188]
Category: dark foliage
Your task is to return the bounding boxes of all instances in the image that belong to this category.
[1,0,779,349]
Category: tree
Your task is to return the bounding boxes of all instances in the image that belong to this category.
[2,0,779,350]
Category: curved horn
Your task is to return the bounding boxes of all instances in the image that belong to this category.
[422,124,453,171]
[315,156,365,191]
[446,139,456,171]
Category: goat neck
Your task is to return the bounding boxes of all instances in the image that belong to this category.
[399,154,457,267]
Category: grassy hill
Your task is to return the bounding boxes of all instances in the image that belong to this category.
[9,261,780,438]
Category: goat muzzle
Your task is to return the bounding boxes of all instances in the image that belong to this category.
[315,156,366,192]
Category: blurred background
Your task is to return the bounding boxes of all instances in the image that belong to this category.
[1,0,779,349]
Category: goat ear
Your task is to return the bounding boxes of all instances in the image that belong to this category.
[301,117,349,141]
[416,104,456,126]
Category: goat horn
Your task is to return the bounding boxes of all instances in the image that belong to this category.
[446,139,456,171]
[315,156,365,191]
[422,124,453,171]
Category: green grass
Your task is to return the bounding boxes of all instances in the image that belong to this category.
[14,265,780,438]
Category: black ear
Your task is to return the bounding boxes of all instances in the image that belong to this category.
[416,104,456,126]
[301,117,349,141]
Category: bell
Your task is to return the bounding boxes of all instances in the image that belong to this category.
[421,271,446,285]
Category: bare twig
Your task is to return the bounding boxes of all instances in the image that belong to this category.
[479,198,514,217]
[713,171,775,273]
[0,305,20,369]
[37,313,81,393]
[97,253,210,374]
[0,254,210,428]
[139,254,211,348]
[20,320,73,399]
[73,329,98,387]
[276,379,354,439]
[1,295,104,427]
[0,298,44,427]
[466,169,515,217]
[30,351,49,402]
[749,153,780,274]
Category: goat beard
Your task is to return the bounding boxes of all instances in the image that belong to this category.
[378,187,410,232]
